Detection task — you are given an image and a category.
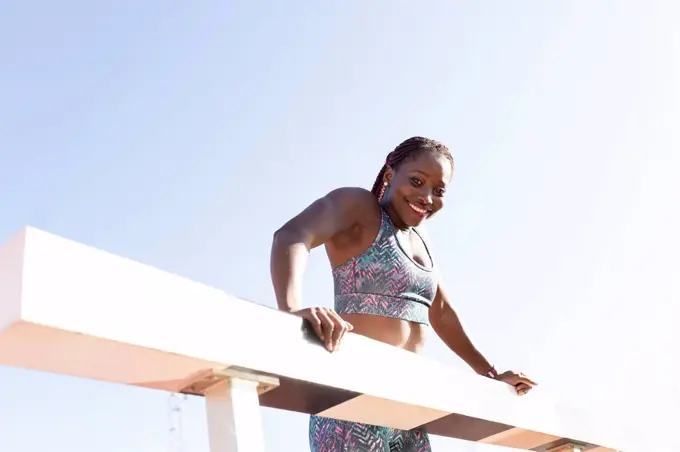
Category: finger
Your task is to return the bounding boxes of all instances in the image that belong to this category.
[326,310,343,348]
[327,310,351,351]
[517,376,537,387]
[307,311,324,343]
[317,310,335,351]
[515,383,531,396]
[518,372,538,386]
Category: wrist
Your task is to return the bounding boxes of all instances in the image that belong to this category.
[276,296,302,312]
[482,365,498,379]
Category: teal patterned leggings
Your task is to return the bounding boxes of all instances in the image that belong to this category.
[309,415,433,452]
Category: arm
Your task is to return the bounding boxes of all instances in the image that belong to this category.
[414,226,493,374]
[270,186,373,311]
[270,187,375,351]
[429,280,538,394]
[429,281,493,375]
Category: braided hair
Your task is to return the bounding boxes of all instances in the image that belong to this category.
[371,136,453,200]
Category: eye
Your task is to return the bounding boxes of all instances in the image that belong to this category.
[434,187,446,197]
[410,177,422,187]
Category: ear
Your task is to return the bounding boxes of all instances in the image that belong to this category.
[384,166,394,185]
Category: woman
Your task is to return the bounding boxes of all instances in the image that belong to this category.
[270,136,536,452]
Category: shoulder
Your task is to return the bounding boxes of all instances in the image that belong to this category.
[323,187,380,216]
[321,187,382,249]
[326,186,376,203]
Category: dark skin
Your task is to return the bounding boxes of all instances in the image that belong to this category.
[270,151,537,395]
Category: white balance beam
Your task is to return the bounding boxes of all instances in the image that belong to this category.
[0,227,658,451]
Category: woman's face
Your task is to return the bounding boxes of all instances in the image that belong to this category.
[383,150,453,228]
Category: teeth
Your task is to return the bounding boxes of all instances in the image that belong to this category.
[408,202,427,214]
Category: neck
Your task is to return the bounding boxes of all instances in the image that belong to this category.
[380,201,409,231]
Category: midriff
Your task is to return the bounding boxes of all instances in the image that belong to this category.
[340,312,427,353]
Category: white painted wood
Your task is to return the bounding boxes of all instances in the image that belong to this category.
[479,428,563,450]
[316,394,448,430]
[205,378,266,452]
[0,226,663,452]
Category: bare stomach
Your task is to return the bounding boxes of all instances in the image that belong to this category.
[340,313,427,353]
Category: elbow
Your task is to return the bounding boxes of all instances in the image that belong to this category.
[272,225,294,243]
[272,225,306,250]
[272,227,289,252]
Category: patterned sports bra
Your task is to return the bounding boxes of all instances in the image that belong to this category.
[333,207,438,325]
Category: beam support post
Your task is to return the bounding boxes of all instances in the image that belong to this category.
[179,366,280,452]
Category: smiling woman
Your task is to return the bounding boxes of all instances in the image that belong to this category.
[270,136,537,452]
[370,137,453,227]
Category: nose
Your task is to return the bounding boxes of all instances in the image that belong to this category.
[417,190,433,205]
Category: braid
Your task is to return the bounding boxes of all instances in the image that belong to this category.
[371,136,453,199]
[370,164,389,198]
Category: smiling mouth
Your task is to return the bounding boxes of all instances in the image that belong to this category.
[407,201,429,216]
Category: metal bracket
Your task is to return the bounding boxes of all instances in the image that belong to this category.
[178,365,280,397]
[547,442,589,452]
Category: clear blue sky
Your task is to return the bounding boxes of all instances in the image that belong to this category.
[1,1,678,451]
